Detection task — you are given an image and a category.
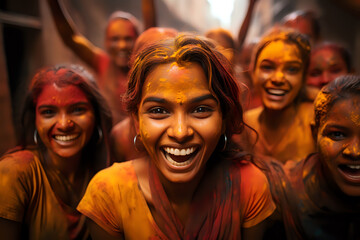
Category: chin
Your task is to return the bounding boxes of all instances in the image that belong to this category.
[339,184,360,197]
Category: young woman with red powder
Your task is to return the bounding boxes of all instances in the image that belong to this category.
[0,65,112,239]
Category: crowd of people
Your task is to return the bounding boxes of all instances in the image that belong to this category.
[0,0,359,239]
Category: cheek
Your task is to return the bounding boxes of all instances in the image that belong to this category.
[82,114,96,135]
[138,118,161,153]
[318,138,338,160]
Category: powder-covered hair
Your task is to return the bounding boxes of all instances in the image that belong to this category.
[125,33,244,152]
[314,74,360,128]
[19,64,112,172]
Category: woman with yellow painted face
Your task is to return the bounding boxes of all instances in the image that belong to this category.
[274,75,360,238]
[77,34,276,239]
[236,27,316,163]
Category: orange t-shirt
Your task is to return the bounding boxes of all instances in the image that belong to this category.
[78,159,275,238]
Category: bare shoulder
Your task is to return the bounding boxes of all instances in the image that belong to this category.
[244,106,263,126]
[111,118,131,142]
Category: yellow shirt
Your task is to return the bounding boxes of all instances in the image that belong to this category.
[0,149,88,240]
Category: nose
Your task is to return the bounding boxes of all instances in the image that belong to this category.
[271,70,285,86]
[167,113,194,142]
[343,137,360,160]
[117,39,127,49]
[320,72,331,87]
[56,114,75,131]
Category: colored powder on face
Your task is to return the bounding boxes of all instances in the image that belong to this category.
[350,112,360,127]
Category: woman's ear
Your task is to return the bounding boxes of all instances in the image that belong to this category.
[132,113,140,135]
[310,121,318,142]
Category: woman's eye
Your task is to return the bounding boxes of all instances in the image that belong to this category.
[329,66,343,74]
[72,107,86,114]
[147,107,169,119]
[286,66,300,74]
[309,69,322,77]
[149,107,168,114]
[327,131,346,140]
[260,64,274,71]
[193,106,211,113]
[40,109,55,117]
[192,106,213,118]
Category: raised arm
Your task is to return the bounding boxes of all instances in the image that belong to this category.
[142,0,157,30]
[236,0,258,51]
[46,0,103,69]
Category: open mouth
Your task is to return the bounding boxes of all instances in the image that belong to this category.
[117,51,129,58]
[266,88,288,96]
[54,134,80,142]
[338,164,360,182]
[162,147,198,167]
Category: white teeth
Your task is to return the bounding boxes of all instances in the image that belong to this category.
[163,147,195,156]
[54,134,78,142]
[164,153,193,167]
[347,165,360,170]
[267,89,286,95]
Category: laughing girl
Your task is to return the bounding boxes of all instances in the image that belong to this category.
[78,34,275,239]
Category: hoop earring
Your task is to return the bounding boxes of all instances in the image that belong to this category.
[221,134,227,152]
[97,126,103,144]
[133,134,141,152]
[34,129,38,144]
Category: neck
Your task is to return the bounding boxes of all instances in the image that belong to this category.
[157,167,205,225]
[262,104,298,129]
[45,150,82,183]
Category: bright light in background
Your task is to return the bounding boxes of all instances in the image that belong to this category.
[207,0,235,28]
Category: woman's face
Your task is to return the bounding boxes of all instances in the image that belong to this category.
[105,19,137,68]
[35,83,95,160]
[253,40,304,110]
[135,62,223,183]
[316,96,360,196]
[307,48,348,89]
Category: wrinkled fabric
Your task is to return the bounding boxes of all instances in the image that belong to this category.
[283,154,360,239]
[0,148,89,240]
[78,158,275,239]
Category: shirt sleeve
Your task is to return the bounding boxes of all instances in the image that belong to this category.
[77,166,124,237]
[240,162,276,228]
[0,151,33,222]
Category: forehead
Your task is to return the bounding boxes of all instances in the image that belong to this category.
[36,83,89,107]
[106,19,137,37]
[312,48,343,62]
[321,96,360,127]
[141,63,211,101]
[258,40,301,62]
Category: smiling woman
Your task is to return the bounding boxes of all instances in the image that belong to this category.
[278,74,360,238]
[0,64,112,239]
[236,27,315,163]
[77,33,276,239]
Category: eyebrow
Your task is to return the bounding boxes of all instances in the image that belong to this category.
[37,102,90,109]
[142,94,218,105]
[261,59,302,65]
[323,123,348,130]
